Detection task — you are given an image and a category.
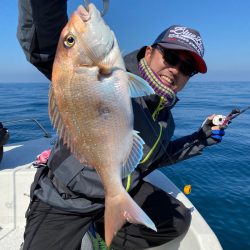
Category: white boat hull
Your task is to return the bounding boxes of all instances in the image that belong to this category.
[0,138,222,250]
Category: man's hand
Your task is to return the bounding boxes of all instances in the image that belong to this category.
[198,115,226,146]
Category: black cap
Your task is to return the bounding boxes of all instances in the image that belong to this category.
[138,25,207,73]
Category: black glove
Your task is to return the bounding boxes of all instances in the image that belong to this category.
[197,116,225,146]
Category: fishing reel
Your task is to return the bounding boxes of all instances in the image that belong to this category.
[212,108,242,127]
[212,115,227,126]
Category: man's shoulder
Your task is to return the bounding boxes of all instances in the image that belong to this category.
[124,49,140,75]
[124,49,139,62]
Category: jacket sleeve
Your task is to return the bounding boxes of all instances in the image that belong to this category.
[17,0,68,80]
[158,131,205,167]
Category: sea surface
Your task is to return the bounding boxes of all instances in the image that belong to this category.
[0,82,249,250]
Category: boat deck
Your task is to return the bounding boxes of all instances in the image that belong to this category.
[0,138,223,250]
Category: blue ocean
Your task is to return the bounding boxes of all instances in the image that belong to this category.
[0,82,249,250]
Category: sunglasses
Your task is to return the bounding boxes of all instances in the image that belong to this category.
[153,45,198,77]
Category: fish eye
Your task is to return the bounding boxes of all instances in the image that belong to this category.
[64,34,75,48]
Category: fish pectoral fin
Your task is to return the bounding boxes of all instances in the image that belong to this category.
[121,130,144,178]
[104,190,157,247]
[127,72,155,98]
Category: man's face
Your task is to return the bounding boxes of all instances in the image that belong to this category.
[144,46,196,92]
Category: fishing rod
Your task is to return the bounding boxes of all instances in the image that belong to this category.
[212,105,250,128]
[2,118,52,138]
[145,104,250,195]
[171,104,250,160]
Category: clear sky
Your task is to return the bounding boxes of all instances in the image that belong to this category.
[1,0,250,83]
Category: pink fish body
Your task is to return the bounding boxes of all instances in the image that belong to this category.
[49,3,156,246]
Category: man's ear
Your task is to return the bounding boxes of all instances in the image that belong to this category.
[144,46,153,61]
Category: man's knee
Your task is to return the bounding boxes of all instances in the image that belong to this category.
[152,201,191,245]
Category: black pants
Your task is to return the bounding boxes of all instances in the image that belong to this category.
[23,181,191,250]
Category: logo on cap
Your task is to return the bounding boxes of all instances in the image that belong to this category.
[167,26,204,57]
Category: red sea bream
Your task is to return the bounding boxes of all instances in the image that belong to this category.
[49,3,156,246]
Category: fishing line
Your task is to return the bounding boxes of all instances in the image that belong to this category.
[139,102,250,194]
[137,100,191,193]
[83,0,109,17]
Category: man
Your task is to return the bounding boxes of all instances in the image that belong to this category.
[17,1,225,249]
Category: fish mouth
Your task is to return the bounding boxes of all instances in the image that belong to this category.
[72,3,115,74]
[76,5,91,22]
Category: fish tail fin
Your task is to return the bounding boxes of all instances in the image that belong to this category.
[104,189,157,247]
[127,72,155,98]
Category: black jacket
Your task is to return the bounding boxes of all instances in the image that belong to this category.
[17,0,206,213]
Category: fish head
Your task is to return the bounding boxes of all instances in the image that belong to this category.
[53,3,117,77]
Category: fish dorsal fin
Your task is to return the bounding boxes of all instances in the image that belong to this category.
[121,130,145,178]
[49,86,86,163]
[127,72,155,98]
[48,86,70,146]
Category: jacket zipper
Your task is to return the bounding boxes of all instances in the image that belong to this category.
[152,96,165,121]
